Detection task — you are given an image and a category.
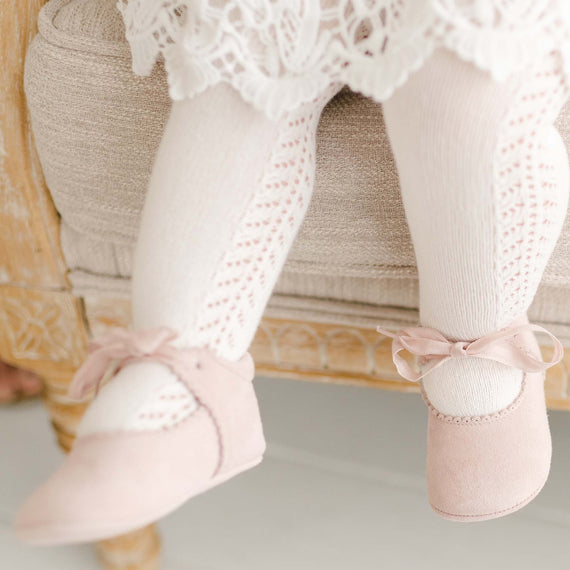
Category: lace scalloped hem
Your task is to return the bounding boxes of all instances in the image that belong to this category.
[118,0,570,119]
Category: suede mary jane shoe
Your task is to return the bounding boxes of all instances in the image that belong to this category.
[377,316,563,522]
[15,327,266,544]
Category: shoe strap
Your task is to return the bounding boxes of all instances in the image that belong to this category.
[376,322,564,383]
[69,327,254,476]
[69,327,182,400]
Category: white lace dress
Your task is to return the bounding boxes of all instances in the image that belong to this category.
[119,0,570,119]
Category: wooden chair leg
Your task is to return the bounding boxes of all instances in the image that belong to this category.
[97,526,161,570]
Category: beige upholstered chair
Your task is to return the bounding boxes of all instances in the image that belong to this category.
[2,1,570,568]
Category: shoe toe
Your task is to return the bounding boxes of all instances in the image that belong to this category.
[15,408,219,544]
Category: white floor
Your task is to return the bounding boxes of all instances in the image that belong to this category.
[2,377,570,569]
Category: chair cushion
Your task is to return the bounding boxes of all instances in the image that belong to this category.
[25,0,570,340]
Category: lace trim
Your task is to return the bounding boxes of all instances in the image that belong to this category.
[118,0,570,118]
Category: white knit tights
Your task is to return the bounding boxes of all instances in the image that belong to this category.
[78,83,339,435]
[383,48,569,417]
[79,48,569,431]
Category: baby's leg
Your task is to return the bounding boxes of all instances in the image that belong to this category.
[383,49,569,417]
[15,81,342,544]
[78,83,339,434]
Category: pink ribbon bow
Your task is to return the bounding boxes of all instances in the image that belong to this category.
[376,323,564,382]
[68,327,179,400]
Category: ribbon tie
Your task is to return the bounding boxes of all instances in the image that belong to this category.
[69,327,179,400]
[376,323,564,382]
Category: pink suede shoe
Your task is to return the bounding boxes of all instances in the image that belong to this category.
[15,328,265,545]
[377,316,563,522]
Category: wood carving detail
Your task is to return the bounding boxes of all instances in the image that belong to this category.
[57,296,570,409]
[251,318,570,407]
[253,319,398,376]
[0,287,86,367]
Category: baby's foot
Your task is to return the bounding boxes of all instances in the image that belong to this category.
[15,328,265,545]
[379,317,562,521]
